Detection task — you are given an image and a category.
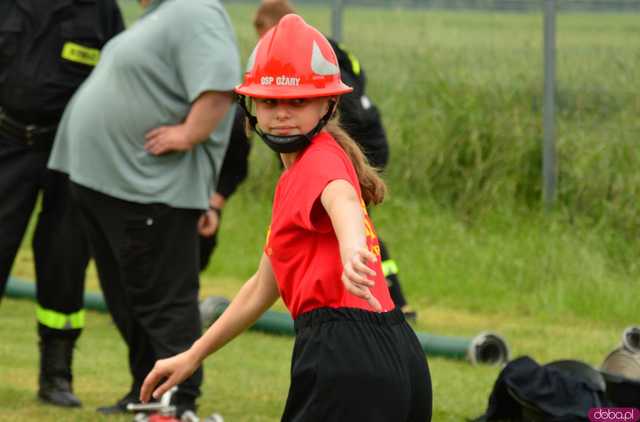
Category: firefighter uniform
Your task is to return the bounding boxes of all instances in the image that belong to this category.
[0,0,124,407]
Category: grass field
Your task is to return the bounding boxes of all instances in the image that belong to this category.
[1,2,638,421]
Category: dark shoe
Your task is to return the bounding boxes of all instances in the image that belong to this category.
[38,377,81,407]
[39,336,82,407]
[96,391,139,415]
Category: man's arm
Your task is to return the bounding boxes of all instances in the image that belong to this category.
[144,91,234,155]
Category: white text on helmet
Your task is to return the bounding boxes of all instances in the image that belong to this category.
[260,75,300,87]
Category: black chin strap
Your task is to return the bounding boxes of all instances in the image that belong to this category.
[237,96,337,153]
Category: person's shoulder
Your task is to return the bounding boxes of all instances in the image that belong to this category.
[188,0,228,14]
[173,0,228,21]
[300,132,348,167]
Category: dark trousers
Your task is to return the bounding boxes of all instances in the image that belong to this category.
[198,231,219,272]
[283,307,432,422]
[0,134,88,339]
[71,183,203,401]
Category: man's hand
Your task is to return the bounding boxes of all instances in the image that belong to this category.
[144,125,192,155]
[144,90,234,156]
[198,208,220,237]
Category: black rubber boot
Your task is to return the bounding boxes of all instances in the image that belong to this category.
[38,336,82,407]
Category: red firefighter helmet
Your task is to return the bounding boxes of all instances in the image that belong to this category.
[235,14,353,99]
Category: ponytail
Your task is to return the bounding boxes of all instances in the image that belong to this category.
[325,119,386,205]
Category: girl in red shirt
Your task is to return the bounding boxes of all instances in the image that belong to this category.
[140,14,432,421]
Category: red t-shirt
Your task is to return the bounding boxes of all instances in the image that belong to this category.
[265,131,395,319]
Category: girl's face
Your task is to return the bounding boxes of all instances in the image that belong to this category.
[254,97,331,136]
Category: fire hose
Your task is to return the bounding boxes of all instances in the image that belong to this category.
[6,277,509,365]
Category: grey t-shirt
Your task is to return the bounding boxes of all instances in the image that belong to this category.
[49,0,240,210]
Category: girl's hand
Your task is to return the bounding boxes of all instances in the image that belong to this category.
[342,248,382,311]
[139,349,200,403]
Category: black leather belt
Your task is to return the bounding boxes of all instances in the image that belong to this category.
[0,108,58,146]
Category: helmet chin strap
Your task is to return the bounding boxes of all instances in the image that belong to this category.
[238,96,337,154]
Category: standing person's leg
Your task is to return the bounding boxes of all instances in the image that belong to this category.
[71,184,157,412]
[198,231,219,272]
[0,135,46,298]
[33,170,90,407]
[72,185,203,415]
[130,204,203,415]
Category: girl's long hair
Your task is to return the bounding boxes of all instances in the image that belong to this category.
[325,118,386,205]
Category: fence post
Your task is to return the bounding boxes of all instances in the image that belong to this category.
[331,0,344,42]
[543,0,557,208]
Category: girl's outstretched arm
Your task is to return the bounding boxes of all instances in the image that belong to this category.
[321,179,382,311]
[139,253,280,402]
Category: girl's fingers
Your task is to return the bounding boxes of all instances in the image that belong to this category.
[358,248,377,264]
[367,294,383,312]
[342,275,382,311]
[140,366,165,403]
[342,274,372,298]
[341,248,383,311]
[343,265,374,287]
[353,248,377,275]
[352,256,376,277]
[151,373,181,400]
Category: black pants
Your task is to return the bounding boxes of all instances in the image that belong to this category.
[0,133,88,339]
[282,307,432,422]
[71,183,203,402]
[198,231,219,272]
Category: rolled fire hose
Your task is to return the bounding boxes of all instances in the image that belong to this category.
[622,326,640,353]
[6,277,509,365]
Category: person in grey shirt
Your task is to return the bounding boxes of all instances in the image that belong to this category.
[48,0,240,415]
